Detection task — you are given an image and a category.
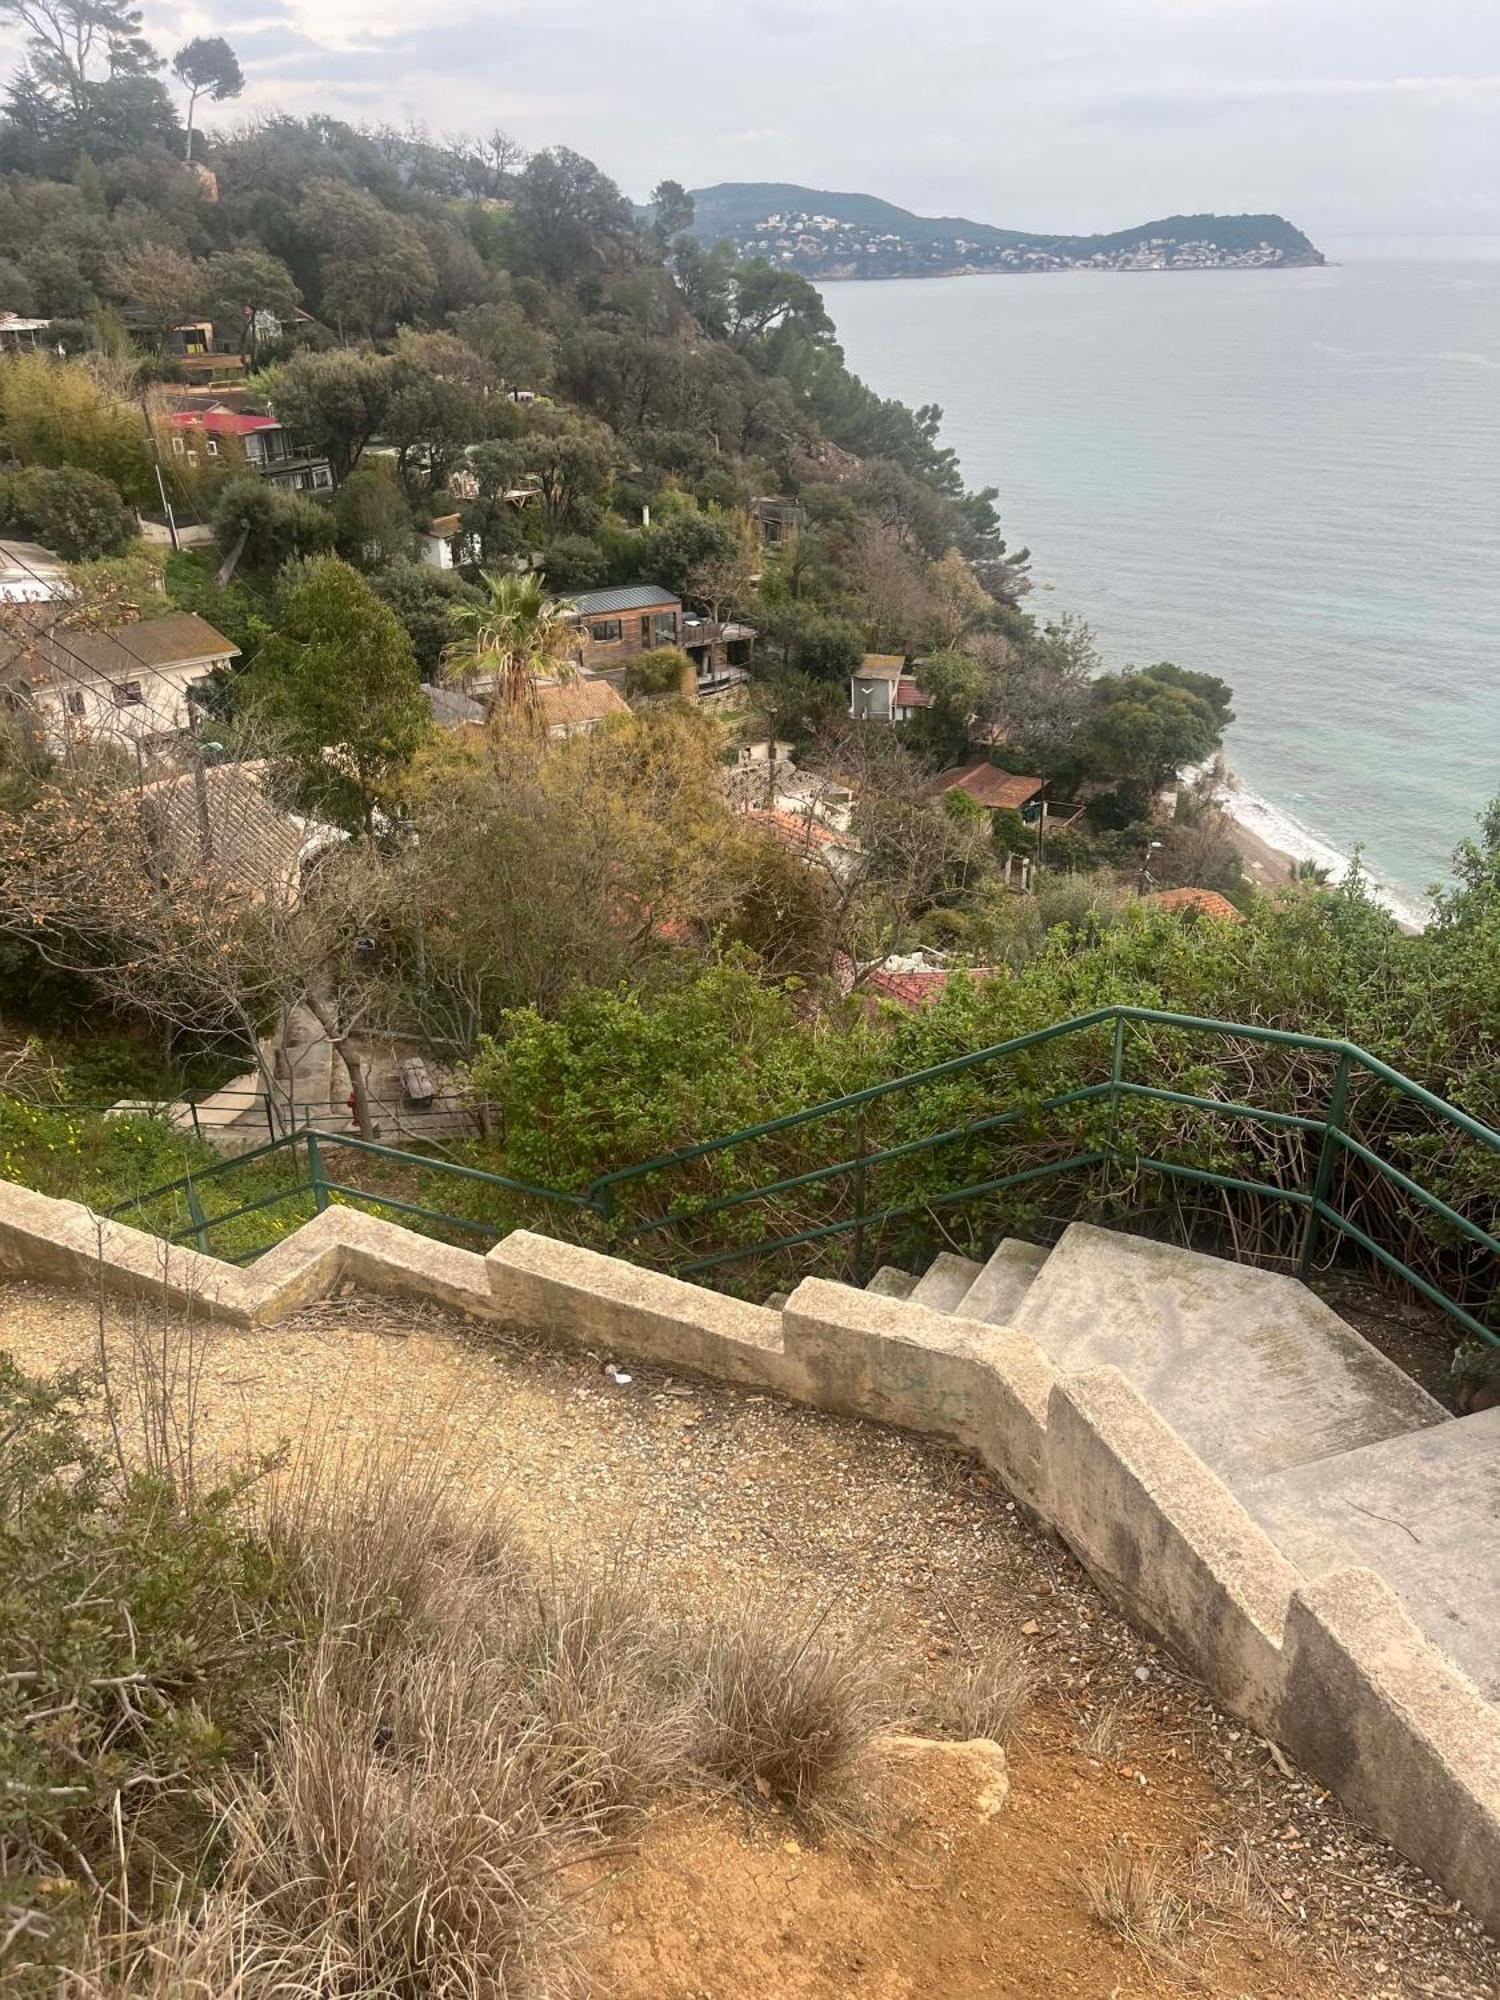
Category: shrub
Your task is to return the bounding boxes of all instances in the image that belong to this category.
[0,462,136,559]
[624,643,691,697]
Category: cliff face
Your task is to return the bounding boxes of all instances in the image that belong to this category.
[683,186,1324,279]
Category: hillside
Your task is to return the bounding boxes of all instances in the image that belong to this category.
[685,184,1324,278]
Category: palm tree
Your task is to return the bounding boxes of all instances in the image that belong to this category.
[442,572,577,726]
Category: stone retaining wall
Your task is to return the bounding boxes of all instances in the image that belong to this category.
[0,1183,1495,1937]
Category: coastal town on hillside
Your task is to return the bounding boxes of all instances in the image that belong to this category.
[742,212,1310,277]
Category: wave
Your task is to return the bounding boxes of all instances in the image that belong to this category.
[1210,774,1433,931]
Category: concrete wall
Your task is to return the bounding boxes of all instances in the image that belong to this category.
[0,1180,1496,1939]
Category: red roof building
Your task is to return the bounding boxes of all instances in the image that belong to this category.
[168,407,333,494]
[925,762,1044,813]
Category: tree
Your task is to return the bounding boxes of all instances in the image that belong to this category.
[333,466,415,569]
[902,649,987,767]
[1138,661,1235,735]
[171,35,241,162]
[512,146,635,283]
[243,555,428,834]
[648,178,694,250]
[381,358,482,498]
[451,295,554,391]
[472,405,615,540]
[442,571,576,723]
[983,615,1096,777]
[0,0,159,116]
[756,599,864,683]
[109,240,200,346]
[201,246,299,366]
[260,349,393,485]
[642,507,739,600]
[371,561,482,676]
[1080,670,1222,796]
[297,178,435,335]
[212,475,335,577]
[725,259,835,352]
[849,521,935,660]
[0,462,134,557]
[0,350,154,504]
[927,546,991,649]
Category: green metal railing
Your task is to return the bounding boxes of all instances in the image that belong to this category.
[102,1007,1500,1347]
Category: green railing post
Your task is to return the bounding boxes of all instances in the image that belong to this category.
[851,1103,868,1287]
[184,1173,210,1255]
[307,1129,329,1213]
[1107,1013,1126,1158]
[1298,1051,1351,1281]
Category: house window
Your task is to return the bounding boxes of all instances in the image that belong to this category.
[64,689,85,717]
[112,680,143,707]
[204,438,219,457]
[171,435,186,456]
[652,612,678,645]
[589,619,622,643]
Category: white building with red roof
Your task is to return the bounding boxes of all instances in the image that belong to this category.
[168,406,333,495]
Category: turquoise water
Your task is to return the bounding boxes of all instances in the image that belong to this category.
[821,249,1500,913]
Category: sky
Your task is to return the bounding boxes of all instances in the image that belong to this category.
[32,0,1500,239]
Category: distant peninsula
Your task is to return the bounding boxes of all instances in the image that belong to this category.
[683,184,1325,279]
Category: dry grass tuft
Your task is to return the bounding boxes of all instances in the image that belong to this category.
[914,1638,1032,1746]
[1079,1844,1192,1961]
[43,1426,886,1996]
[684,1601,891,1816]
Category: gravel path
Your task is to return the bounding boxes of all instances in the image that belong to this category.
[1,1275,1496,1999]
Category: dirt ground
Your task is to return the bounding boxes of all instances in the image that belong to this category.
[2,1275,1496,2000]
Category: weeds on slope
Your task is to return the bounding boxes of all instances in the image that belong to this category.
[0,1302,893,1997]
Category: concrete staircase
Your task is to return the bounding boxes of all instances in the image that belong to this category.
[872,1222,1499,1702]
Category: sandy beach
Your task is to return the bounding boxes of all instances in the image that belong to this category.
[1222,801,1301,888]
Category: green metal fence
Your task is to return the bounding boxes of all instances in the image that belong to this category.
[102,1006,1500,1347]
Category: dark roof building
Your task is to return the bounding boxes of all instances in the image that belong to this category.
[564,584,682,618]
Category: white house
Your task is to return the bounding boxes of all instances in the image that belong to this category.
[0,609,240,751]
[849,655,933,724]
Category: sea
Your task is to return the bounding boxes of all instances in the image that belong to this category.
[819,240,1500,926]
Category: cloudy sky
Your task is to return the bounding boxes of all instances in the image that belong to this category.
[55,0,1500,238]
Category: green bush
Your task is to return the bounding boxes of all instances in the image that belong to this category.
[454,857,1500,1311]
[0,1358,304,1969]
[0,463,136,559]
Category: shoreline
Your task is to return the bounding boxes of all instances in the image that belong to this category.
[1211,770,1430,933]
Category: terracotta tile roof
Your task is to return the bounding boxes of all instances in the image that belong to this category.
[169,408,278,436]
[1145,886,1243,922]
[864,966,951,1006]
[925,762,1043,812]
[834,951,1000,1010]
[537,677,631,730]
[743,807,847,854]
[895,678,933,710]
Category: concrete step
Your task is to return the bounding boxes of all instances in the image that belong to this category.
[1015,1223,1446,1494]
[957,1238,1050,1326]
[908,1251,985,1313]
[1243,1407,1500,1703]
[865,1266,918,1300]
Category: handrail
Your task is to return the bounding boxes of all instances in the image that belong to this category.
[78,1005,1499,1348]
